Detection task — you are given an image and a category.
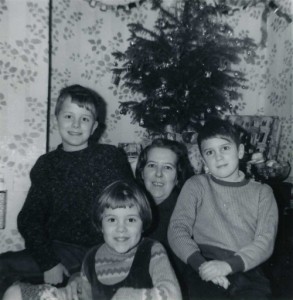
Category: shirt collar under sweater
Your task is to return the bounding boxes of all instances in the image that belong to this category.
[210,171,249,187]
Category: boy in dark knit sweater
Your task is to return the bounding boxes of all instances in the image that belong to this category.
[168,118,278,299]
[0,84,133,298]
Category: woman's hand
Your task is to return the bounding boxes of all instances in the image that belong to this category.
[44,263,69,284]
[54,273,81,300]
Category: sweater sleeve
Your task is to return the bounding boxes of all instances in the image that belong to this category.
[17,156,61,272]
[231,184,278,271]
[80,272,93,300]
[112,242,182,300]
[167,178,206,271]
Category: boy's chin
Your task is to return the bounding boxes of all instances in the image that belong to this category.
[62,143,88,152]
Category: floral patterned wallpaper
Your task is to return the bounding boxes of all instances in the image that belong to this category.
[0,0,49,251]
[0,0,292,252]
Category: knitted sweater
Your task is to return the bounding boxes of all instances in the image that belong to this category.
[80,239,182,300]
[168,174,278,273]
[17,143,133,271]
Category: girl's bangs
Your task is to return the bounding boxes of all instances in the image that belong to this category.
[105,196,137,210]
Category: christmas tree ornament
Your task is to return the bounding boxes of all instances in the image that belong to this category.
[120,107,127,114]
[111,73,121,86]
[204,71,212,78]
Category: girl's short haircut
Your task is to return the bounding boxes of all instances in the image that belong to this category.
[135,138,194,190]
[197,118,241,154]
[92,180,152,232]
[54,84,105,122]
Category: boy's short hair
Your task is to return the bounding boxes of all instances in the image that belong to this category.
[55,84,105,123]
[197,118,241,153]
[92,180,152,232]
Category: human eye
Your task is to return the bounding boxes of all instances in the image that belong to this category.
[105,216,116,223]
[146,162,156,168]
[204,149,213,156]
[164,165,174,171]
[222,145,231,151]
[63,113,72,119]
[127,217,139,223]
[81,116,90,123]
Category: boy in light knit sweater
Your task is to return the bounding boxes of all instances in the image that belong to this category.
[168,118,278,299]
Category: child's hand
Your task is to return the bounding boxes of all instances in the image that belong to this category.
[44,263,69,284]
[64,273,82,300]
[53,275,81,300]
[199,260,232,282]
[211,276,230,289]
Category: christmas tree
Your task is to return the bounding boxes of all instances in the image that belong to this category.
[112,0,256,133]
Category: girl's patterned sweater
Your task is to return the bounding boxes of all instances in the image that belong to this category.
[80,239,182,300]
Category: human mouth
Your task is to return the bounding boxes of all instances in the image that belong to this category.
[68,131,82,136]
[217,164,227,168]
[114,237,129,242]
[152,182,164,186]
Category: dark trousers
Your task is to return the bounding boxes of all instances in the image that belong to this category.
[0,241,89,298]
[186,265,271,300]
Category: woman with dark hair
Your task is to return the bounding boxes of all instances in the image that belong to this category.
[136,138,193,193]
[135,138,194,297]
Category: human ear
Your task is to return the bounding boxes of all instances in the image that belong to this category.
[203,165,210,174]
[141,165,146,181]
[238,144,245,159]
[91,121,98,133]
[200,157,210,174]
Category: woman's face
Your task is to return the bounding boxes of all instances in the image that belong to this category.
[142,147,178,205]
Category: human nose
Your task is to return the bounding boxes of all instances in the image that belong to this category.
[116,220,126,232]
[215,150,223,161]
[72,117,80,128]
[155,166,163,177]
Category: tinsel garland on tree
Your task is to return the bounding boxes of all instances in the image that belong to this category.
[112,0,257,133]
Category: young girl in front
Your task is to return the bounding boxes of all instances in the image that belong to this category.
[4,180,182,300]
[80,180,182,300]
